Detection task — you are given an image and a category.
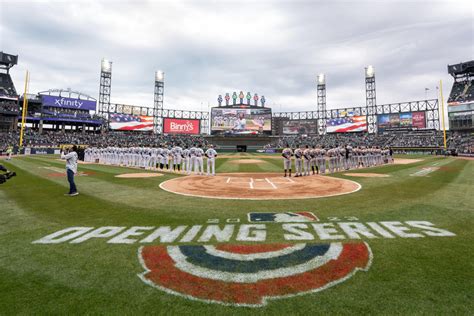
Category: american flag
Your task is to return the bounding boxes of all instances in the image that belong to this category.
[327,116,367,133]
[109,114,153,131]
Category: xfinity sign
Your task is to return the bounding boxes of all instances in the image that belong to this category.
[41,95,97,111]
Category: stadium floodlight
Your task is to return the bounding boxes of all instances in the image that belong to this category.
[365,65,375,78]
[317,73,326,85]
[155,70,164,82]
[101,58,112,73]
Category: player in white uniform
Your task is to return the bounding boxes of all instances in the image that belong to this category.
[195,144,204,175]
[205,145,218,176]
[281,145,293,177]
[172,144,183,172]
[189,145,197,175]
[182,146,190,174]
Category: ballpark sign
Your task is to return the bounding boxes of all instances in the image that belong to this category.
[41,95,97,111]
[32,214,456,307]
[163,118,200,135]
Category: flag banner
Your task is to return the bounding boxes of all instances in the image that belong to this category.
[109,114,153,131]
[327,116,367,133]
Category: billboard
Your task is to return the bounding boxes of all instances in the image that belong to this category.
[283,120,317,135]
[41,95,96,111]
[327,116,367,133]
[211,107,272,135]
[412,111,426,129]
[163,118,200,135]
[378,112,426,131]
[109,114,153,131]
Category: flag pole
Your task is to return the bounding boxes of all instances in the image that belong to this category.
[439,80,447,150]
[19,70,30,149]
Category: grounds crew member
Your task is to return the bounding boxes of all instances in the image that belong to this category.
[282,144,293,177]
[205,144,217,176]
[60,145,79,196]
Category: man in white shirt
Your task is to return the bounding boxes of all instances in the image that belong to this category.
[61,145,79,196]
[205,145,217,176]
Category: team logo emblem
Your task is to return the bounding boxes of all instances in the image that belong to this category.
[249,212,318,222]
[138,242,372,307]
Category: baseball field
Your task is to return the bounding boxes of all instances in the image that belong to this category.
[1,154,473,314]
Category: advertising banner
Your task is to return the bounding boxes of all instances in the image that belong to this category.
[412,111,426,129]
[282,120,317,135]
[163,118,200,134]
[109,114,153,131]
[41,95,97,111]
[389,114,400,128]
[399,112,412,127]
[326,116,367,133]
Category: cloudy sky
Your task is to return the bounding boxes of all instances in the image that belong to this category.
[1,0,472,113]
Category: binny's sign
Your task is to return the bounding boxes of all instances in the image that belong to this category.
[41,95,97,111]
[163,118,200,134]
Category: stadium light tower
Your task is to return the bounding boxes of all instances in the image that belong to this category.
[317,73,327,135]
[99,58,112,119]
[154,70,165,134]
[365,65,377,133]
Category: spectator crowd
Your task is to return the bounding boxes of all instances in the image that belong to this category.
[0,129,472,155]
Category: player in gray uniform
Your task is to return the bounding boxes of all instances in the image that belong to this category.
[294,147,303,177]
[281,145,293,177]
[318,146,326,174]
[205,145,217,176]
[310,146,318,175]
[328,147,337,173]
[303,145,312,176]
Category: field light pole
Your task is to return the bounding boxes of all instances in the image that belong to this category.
[365,65,376,133]
[99,59,112,130]
[154,70,164,134]
[317,73,327,135]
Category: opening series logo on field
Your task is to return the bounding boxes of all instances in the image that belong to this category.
[32,212,456,307]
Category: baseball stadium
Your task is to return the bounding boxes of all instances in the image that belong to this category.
[1,1,473,315]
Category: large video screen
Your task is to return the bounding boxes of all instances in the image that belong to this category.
[211,107,272,135]
[327,116,367,133]
[283,120,317,135]
[163,118,200,135]
[378,111,426,131]
[109,114,153,131]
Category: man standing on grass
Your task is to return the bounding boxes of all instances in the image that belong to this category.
[61,145,79,197]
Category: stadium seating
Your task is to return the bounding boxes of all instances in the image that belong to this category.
[448,80,474,103]
[0,73,17,97]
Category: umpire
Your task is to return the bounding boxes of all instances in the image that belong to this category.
[61,145,79,196]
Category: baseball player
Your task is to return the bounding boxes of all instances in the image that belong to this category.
[281,144,293,177]
[205,145,218,176]
[182,146,190,174]
[195,144,204,175]
[294,146,303,177]
[318,146,326,174]
[189,145,197,175]
[310,145,318,175]
[173,144,183,172]
[303,145,312,176]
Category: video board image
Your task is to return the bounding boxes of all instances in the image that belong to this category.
[377,111,426,131]
[211,107,272,135]
[283,120,317,135]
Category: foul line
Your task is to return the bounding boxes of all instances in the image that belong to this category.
[265,178,277,189]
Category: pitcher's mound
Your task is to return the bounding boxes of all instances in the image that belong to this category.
[344,173,390,178]
[229,159,265,164]
[115,173,163,178]
[160,173,361,200]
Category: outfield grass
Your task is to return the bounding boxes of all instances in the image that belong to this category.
[0,154,473,314]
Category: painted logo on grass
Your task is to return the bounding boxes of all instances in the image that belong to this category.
[248,212,318,222]
[138,242,372,307]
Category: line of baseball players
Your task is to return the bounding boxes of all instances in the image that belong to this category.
[84,144,218,176]
[282,144,393,177]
